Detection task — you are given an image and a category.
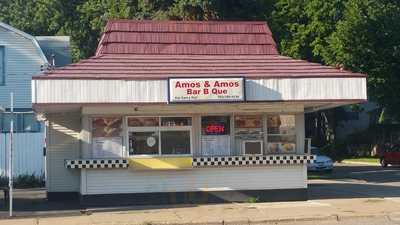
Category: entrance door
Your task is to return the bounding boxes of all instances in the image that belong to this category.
[200,116,231,156]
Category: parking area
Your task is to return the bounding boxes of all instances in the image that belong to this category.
[309,163,400,200]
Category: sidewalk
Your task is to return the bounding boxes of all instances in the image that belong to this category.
[1,196,400,225]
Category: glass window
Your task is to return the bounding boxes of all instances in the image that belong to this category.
[201,116,230,135]
[92,117,123,158]
[128,116,192,156]
[92,117,123,137]
[128,117,159,127]
[1,113,13,132]
[235,115,262,128]
[129,131,159,155]
[267,115,296,154]
[23,114,41,132]
[161,131,191,155]
[161,117,191,126]
[267,115,295,135]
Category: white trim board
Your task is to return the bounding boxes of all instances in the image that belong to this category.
[32,77,367,104]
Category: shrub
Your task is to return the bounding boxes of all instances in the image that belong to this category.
[0,173,45,188]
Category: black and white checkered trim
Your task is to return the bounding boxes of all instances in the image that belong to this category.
[65,159,129,169]
[192,155,315,167]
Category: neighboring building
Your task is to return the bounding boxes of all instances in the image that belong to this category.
[336,102,379,140]
[0,22,70,177]
[36,36,71,67]
[32,20,367,205]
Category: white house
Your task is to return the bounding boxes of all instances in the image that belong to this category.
[0,22,70,177]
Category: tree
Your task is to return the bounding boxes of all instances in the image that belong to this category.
[325,0,400,120]
[271,0,346,63]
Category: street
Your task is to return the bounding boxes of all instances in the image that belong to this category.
[0,163,400,225]
[309,163,400,200]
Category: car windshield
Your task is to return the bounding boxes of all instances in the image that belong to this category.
[311,148,322,155]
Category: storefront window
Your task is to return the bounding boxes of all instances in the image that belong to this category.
[128,116,192,156]
[129,131,159,155]
[267,115,296,154]
[92,117,123,158]
[161,131,191,155]
[201,116,230,135]
[234,115,264,155]
[234,115,262,129]
[161,117,191,126]
[128,117,159,127]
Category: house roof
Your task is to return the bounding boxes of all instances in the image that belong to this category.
[34,20,366,80]
[0,22,48,64]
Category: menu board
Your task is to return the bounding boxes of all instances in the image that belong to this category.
[201,136,230,156]
[92,117,123,158]
[92,137,123,158]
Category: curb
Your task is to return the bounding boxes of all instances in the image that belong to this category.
[100,213,396,225]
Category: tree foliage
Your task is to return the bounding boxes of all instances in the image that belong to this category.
[0,0,399,123]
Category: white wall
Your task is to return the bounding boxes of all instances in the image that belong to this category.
[0,26,47,109]
[82,165,307,195]
[46,113,81,192]
[0,132,44,177]
[32,77,367,104]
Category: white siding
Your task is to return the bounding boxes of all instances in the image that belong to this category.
[246,78,367,101]
[46,113,80,192]
[32,77,367,104]
[0,26,47,108]
[0,132,44,177]
[82,165,307,195]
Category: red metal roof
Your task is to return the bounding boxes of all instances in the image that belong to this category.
[96,20,278,55]
[35,20,366,80]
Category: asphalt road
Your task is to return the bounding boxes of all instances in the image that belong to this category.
[309,163,400,200]
[1,163,400,219]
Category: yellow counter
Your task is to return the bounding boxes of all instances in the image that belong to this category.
[128,157,193,170]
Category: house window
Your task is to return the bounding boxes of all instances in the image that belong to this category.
[0,113,41,133]
[128,116,192,156]
[0,46,4,85]
[267,115,296,154]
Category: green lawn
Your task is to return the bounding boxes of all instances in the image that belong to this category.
[307,173,333,180]
[341,157,379,164]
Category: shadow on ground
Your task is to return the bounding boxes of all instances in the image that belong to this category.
[0,164,399,217]
[309,164,400,200]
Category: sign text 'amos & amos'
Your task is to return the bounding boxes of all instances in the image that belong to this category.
[168,77,245,103]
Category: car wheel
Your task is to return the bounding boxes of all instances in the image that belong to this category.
[380,158,388,167]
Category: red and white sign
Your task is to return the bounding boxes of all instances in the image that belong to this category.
[168,77,245,103]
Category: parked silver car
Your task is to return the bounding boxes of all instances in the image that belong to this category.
[308,147,334,172]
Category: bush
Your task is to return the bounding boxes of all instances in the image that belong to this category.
[0,174,45,188]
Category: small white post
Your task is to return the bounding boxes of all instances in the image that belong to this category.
[8,92,13,217]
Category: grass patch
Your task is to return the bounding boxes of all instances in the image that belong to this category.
[341,156,379,164]
[0,174,45,188]
[308,172,334,180]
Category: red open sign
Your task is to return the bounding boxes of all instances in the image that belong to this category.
[205,124,225,134]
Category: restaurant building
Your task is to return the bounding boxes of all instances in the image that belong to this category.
[32,20,367,205]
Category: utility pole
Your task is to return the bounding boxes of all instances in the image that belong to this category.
[8,92,13,217]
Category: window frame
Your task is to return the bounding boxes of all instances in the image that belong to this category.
[126,116,193,157]
[0,112,41,133]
